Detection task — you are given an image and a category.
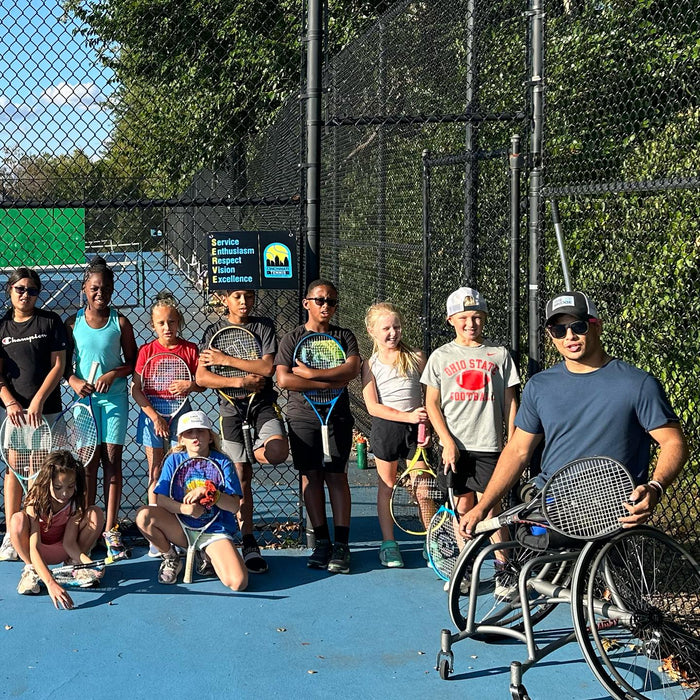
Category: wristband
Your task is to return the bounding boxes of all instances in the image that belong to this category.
[647,480,664,497]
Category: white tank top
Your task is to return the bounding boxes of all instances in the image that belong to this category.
[369,353,422,412]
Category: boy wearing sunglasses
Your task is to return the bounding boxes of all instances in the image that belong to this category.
[460,291,688,539]
[275,280,361,574]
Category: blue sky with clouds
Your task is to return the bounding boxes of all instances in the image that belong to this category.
[1,0,114,159]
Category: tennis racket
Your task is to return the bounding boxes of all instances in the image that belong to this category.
[51,548,132,587]
[390,447,444,535]
[426,471,465,581]
[141,352,192,429]
[473,455,636,540]
[0,414,52,496]
[293,332,346,463]
[170,456,226,583]
[208,325,263,464]
[51,361,99,465]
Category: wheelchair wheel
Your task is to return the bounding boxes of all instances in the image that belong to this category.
[571,526,700,700]
[448,532,570,636]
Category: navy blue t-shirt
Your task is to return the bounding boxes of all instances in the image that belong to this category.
[515,359,679,486]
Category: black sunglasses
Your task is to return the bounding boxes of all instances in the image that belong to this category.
[546,319,591,339]
[306,297,338,307]
[12,285,40,297]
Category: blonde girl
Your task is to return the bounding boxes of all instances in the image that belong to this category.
[361,302,429,568]
[132,291,202,513]
[135,410,248,591]
[10,450,105,609]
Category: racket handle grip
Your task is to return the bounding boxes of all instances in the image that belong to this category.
[321,425,332,463]
[88,361,99,384]
[474,515,502,535]
[183,549,195,584]
[417,422,427,443]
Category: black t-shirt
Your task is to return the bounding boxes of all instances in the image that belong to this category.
[200,316,278,417]
[274,324,360,423]
[0,308,67,413]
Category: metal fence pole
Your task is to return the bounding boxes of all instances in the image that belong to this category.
[421,149,433,355]
[509,134,523,366]
[304,0,323,286]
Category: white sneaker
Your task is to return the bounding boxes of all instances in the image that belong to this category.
[148,543,161,558]
[0,532,19,561]
[17,565,41,595]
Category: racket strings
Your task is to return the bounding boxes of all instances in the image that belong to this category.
[1,421,52,478]
[543,457,634,538]
[427,508,465,579]
[392,471,443,532]
[209,329,262,399]
[52,405,98,461]
[143,356,191,416]
[296,337,345,404]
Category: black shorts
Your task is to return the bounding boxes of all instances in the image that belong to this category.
[288,416,354,474]
[437,450,500,496]
[370,416,419,462]
[220,403,283,443]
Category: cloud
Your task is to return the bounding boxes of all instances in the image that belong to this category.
[0,82,106,123]
[39,82,105,111]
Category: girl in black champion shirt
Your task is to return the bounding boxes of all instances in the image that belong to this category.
[0,268,67,561]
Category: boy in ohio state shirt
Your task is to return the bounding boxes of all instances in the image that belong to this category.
[421,287,519,543]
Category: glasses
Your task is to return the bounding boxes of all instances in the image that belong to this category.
[306,297,338,307]
[12,285,40,297]
[546,319,591,339]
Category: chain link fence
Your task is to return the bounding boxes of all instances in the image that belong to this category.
[1,0,698,552]
[1,0,307,545]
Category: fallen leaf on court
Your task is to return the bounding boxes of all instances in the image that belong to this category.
[317,655,325,659]
[301,642,310,646]
[5,625,12,630]
[307,670,318,674]
[277,627,287,632]
[470,655,478,659]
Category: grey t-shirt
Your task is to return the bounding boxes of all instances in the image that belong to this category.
[421,340,520,451]
[368,352,422,412]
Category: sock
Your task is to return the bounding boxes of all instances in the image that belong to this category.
[313,523,330,542]
[334,526,349,545]
[242,534,258,549]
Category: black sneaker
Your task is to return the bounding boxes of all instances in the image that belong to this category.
[307,539,332,569]
[327,543,351,574]
[242,544,269,574]
[196,550,216,578]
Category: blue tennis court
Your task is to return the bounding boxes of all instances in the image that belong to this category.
[1,469,606,700]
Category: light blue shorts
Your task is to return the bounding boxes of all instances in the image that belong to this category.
[91,392,129,446]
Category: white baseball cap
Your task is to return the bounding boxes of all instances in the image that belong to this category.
[176,410,215,435]
[446,287,488,317]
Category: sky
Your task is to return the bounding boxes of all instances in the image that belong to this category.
[0,0,115,160]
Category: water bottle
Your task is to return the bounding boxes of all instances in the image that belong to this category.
[356,435,368,470]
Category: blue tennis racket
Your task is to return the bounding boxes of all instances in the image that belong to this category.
[293,332,346,463]
[170,456,226,583]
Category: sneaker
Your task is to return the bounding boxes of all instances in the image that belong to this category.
[158,550,183,585]
[103,526,125,557]
[327,543,351,574]
[195,550,216,578]
[17,565,41,595]
[422,541,429,562]
[0,532,18,561]
[379,541,404,568]
[493,568,518,600]
[148,543,161,558]
[307,538,332,569]
[242,544,269,574]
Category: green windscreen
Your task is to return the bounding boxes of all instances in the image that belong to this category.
[0,209,85,266]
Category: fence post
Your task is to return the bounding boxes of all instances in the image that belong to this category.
[421,149,432,355]
[527,0,544,377]
[509,134,523,367]
[463,0,478,285]
[304,0,323,286]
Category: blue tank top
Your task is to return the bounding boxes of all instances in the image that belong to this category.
[72,308,127,397]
